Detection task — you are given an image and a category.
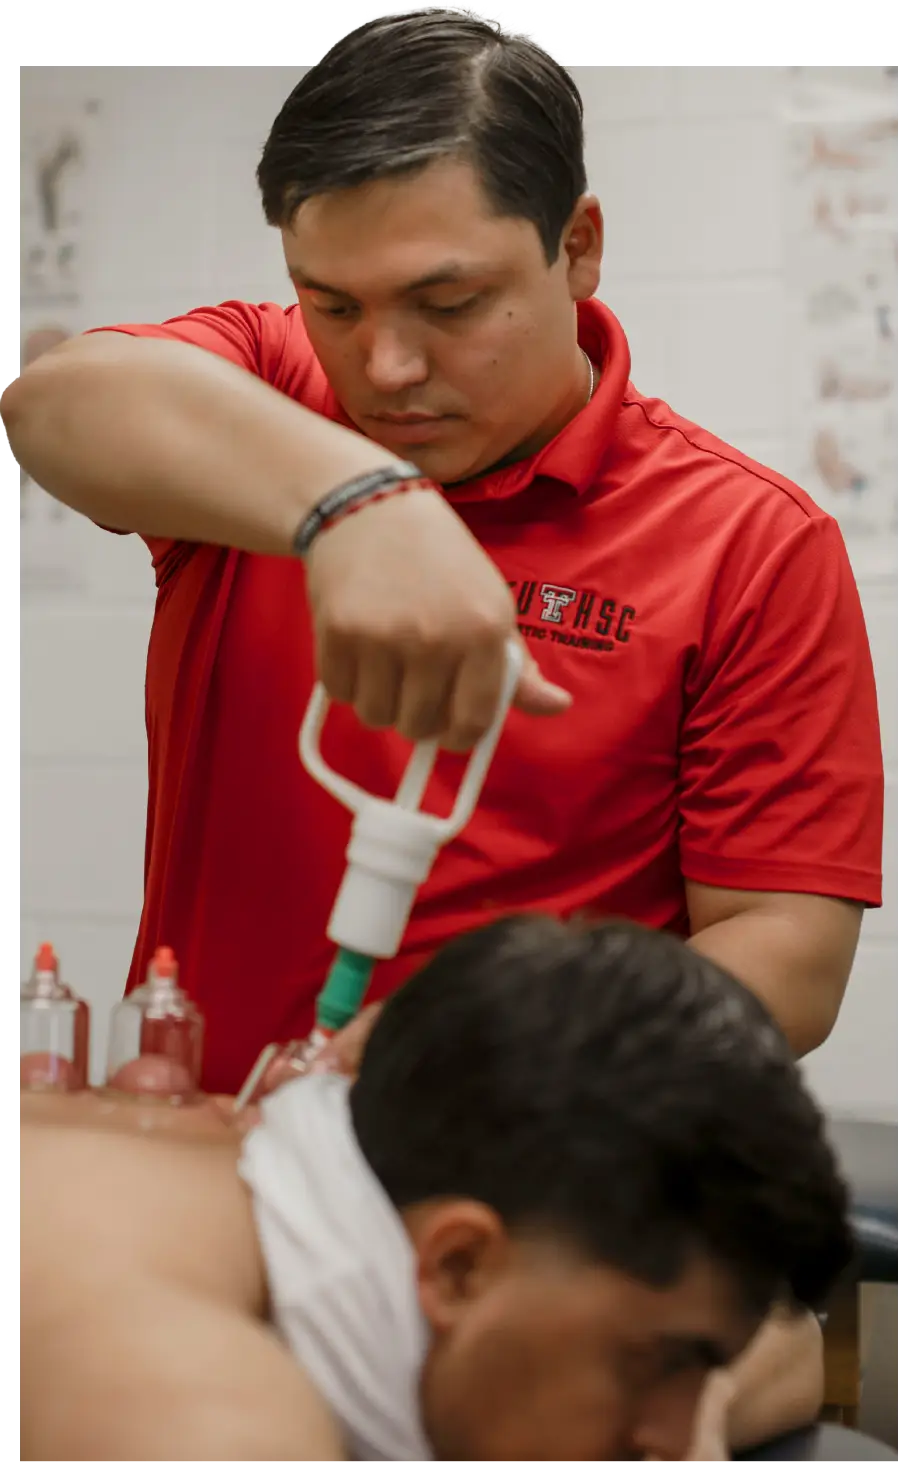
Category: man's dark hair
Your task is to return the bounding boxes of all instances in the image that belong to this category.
[257,9,586,264]
[351,916,852,1315]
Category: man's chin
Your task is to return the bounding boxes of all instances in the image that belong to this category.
[356,427,482,488]
[405,452,484,489]
[411,445,509,489]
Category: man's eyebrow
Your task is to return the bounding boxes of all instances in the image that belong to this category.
[287,263,491,296]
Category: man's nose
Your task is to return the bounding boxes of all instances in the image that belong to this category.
[362,324,429,395]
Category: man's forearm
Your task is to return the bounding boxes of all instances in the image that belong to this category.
[1,333,403,556]
[687,907,849,1057]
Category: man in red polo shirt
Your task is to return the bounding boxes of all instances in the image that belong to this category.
[4,13,882,1095]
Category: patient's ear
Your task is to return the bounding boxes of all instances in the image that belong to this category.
[407,1200,510,1332]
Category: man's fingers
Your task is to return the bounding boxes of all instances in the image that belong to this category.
[440,639,508,752]
[306,489,526,745]
[513,642,573,718]
[395,652,457,743]
[443,635,575,751]
[353,644,403,729]
[306,490,575,746]
[315,625,358,706]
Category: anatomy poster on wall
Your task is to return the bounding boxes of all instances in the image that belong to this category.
[20,98,100,594]
[783,67,897,581]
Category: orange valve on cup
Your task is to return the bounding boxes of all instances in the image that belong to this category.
[105,946,204,1103]
[20,942,90,1093]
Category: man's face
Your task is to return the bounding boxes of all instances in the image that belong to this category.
[416,1233,758,1462]
[282,158,602,484]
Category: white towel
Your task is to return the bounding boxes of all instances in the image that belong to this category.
[239,1073,433,1461]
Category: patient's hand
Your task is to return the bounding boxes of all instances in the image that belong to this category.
[644,1370,734,1461]
[640,1305,823,1460]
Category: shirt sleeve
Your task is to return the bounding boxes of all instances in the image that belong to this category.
[678,512,883,906]
[86,297,296,376]
[85,300,296,569]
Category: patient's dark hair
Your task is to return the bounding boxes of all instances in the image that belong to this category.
[351,917,852,1315]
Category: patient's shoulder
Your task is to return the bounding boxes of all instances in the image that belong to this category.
[22,1107,266,1317]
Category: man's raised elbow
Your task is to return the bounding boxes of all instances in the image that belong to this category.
[3,334,114,431]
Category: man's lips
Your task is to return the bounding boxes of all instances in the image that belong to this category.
[371,412,450,424]
[367,412,460,442]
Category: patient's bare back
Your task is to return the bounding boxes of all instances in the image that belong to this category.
[21,1108,344,1459]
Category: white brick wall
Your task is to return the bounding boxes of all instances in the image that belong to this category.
[19,67,896,1110]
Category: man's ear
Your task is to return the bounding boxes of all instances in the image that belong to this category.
[408,1200,510,1334]
[563,194,603,301]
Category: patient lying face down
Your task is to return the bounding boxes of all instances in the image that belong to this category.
[21,917,850,1461]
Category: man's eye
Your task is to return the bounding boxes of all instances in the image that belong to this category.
[427,297,479,318]
[313,302,357,320]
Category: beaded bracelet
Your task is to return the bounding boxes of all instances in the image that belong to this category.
[292,463,429,558]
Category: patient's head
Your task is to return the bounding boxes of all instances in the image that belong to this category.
[351,917,851,1461]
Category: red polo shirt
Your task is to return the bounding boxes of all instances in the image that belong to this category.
[94,298,884,1093]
